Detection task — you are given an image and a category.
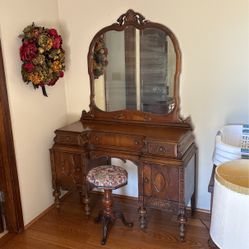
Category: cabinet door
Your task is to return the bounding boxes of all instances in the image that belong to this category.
[143,164,179,202]
[53,151,85,190]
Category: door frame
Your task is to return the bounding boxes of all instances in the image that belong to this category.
[0,40,24,233]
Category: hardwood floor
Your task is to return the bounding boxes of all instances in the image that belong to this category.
[0,192,211,249]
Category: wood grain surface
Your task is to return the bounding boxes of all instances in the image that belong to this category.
[0,192,211,249]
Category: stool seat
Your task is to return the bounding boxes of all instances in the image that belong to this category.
[87,165,128,189]
[86,165,133,245]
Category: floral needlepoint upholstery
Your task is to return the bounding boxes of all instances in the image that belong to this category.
[87,165,128,189]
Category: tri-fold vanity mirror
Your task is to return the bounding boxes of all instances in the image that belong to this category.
[50,10,197,242]
[82,9,185,124]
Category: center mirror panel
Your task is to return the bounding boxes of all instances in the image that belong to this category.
[94,26,176,115]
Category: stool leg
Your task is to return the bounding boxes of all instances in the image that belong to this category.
[116,212,133,227]
[103,189,113,217]
[97,188,133,245]
[101,216,111,245]
[100,189,113,245]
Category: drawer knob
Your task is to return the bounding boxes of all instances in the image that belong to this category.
[159,146,164,152]
[144,177,149,183]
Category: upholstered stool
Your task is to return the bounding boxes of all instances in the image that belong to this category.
[86,165,133,245]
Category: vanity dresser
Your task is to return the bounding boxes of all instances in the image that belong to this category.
[50,10,197,241]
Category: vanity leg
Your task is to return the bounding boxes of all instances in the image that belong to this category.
[191,192,196,216]
[53,187,61,209]
[138,207,147,229]
[83,184,90,216]
[178,207,186,241]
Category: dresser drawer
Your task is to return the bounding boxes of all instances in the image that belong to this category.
[147,141,177,157]
[55,133,87,146]
[89,132,144,151]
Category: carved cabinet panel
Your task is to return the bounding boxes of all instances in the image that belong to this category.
[52,150,85,191]
[142,164,179,202]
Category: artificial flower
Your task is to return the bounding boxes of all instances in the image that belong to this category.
[19,23,65,96]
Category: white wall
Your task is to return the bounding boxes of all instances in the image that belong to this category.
[59,0,249,210]
[0,0,68,225]
[0,0,248,227]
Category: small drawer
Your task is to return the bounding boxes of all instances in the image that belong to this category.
[89,132,144,151]
[55,133,86,146]
[147,141,176,157]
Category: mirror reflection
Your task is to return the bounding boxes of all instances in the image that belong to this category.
[94,26,176,114]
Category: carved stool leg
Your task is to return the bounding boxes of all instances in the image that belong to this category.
[101,216,112,245]
[178,207,187,241]
[103,189,113,217]
[95,188,133,245]
[116,212,133,227]
[100,189,113,245]
[138,206,147,229]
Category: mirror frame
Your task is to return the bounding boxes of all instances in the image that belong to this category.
[81,9,189,126]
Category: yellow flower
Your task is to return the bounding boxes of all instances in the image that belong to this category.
[28,72,43,85]
[51,61,62,73]
[45,38,53,50]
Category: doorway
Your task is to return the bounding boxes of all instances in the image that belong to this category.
[0,40,24,236]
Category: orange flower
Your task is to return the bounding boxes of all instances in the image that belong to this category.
[51,61,62,72]
[28,72,43,85]
[45,38,53,50]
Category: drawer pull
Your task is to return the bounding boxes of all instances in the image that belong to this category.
[144,177,149,183]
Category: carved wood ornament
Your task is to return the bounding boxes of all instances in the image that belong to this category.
[50,10,197,242]
[81,9,192,127]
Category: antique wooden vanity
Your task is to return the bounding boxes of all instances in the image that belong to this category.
[50,10,197,241]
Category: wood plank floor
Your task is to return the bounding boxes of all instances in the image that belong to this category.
[0,192,212,249]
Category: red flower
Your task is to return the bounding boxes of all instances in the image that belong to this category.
[49,28,58,37]
[47,77,58,86]
[23,63,35,72]
[20,42,37,62]
[59,71,64,78]
[52,36,62,49]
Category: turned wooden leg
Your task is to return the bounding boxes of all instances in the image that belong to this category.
[138,206,147,229]
[116,212,133,227]
[96,189,133,245]
[82,182,91,216]
[0,201,4,233]
[103,189,113,217]
[53,187,61,209]
[178,207,187,241]
[191,192,196,216]
[101,216,112,245]
[99,189,113,245]
[83,190,90,216]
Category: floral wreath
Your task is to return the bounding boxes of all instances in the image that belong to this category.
[93,35,108,79]
[19,23,65,96]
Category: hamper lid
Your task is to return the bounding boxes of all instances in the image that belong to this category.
[215,159,249,195]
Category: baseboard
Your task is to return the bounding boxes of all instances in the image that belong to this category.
[91,190,210,215]
[194,208,210,214]
[24,190,210,230]
[24,191,71,230]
